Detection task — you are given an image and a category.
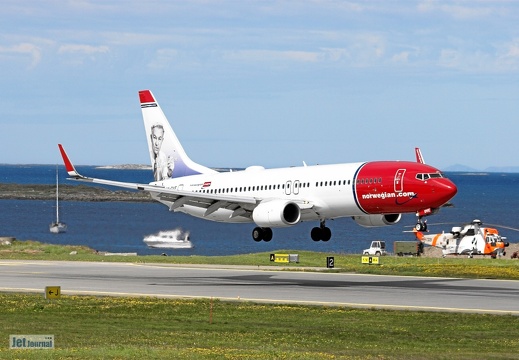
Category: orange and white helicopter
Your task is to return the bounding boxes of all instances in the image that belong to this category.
[414,219,511,258]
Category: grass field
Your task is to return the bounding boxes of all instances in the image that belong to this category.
[1,293,519,359]
[1,240,519,359]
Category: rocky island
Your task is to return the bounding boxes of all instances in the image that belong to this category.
[0,184,152,202]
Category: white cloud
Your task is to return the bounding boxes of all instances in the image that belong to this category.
[437,47,515,73]
[223,49,322,63]
[0,42,41,69]
[58,44,109,55]
[147,48,180,70]
[57,44,110,66]
[392,51,410,63]
[496,38,519,70]
[438,48,461,68]
[417,0,499,19]
[321,48,349,62]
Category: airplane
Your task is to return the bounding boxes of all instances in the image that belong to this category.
[414,219,510,258]
[58,89,457,242]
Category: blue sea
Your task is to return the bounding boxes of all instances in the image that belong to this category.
[0,165,517,256]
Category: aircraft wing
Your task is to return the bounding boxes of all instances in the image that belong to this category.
[58,144,314,218]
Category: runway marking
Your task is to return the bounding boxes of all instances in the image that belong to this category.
[0,262,30,266]
[1,287,518,316]
[0,261,54,267]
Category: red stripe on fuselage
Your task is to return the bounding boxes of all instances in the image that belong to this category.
[354,161,457,214]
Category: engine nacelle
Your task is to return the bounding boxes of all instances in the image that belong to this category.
[252,200,301,227]
[352,214,402,228]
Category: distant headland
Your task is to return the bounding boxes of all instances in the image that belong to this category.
[0,184,151,202]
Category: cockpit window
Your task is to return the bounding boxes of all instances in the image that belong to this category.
[416,172,444,181]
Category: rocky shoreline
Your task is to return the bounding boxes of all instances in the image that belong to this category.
[0,183,152,202]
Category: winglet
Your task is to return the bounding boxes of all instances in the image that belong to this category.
[415,147,425,164]
[58,144,82,178]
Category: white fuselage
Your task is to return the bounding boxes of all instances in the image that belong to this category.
[151,162,363,223]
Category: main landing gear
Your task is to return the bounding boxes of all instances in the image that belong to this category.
[311,220,332,242]
[252,220,333,242]
[252,227,273,242]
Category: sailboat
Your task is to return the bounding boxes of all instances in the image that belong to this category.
[49,166,67,234]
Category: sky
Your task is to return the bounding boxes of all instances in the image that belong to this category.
[1,0,518,170]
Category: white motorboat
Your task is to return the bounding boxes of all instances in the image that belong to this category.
[143,229,193,249]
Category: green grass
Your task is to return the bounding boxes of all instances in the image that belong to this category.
[2,239,519,280]
[1,293,518,359]
[2,241,519,358]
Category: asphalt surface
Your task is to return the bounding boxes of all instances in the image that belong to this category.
[1,260,518,315]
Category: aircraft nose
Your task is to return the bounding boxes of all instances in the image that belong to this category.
[437,178,458,203]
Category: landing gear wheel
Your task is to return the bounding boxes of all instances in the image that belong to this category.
[310,221,332,241]
[321,227,332,242]
[263,228,273,242]
[252,227,263,242]
[311,227,321,241]
[252,227,273,242]
[415,220,427,232]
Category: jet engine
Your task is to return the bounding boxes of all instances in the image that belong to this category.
[352,214,402,227]
[252,200,301,227]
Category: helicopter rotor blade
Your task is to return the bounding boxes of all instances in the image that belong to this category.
[484,223,519,232]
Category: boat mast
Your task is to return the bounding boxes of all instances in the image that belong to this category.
[55,165,59,223]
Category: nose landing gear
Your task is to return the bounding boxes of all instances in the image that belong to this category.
[415,219,427,232]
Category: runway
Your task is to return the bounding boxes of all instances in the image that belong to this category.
[1,260,518,315]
